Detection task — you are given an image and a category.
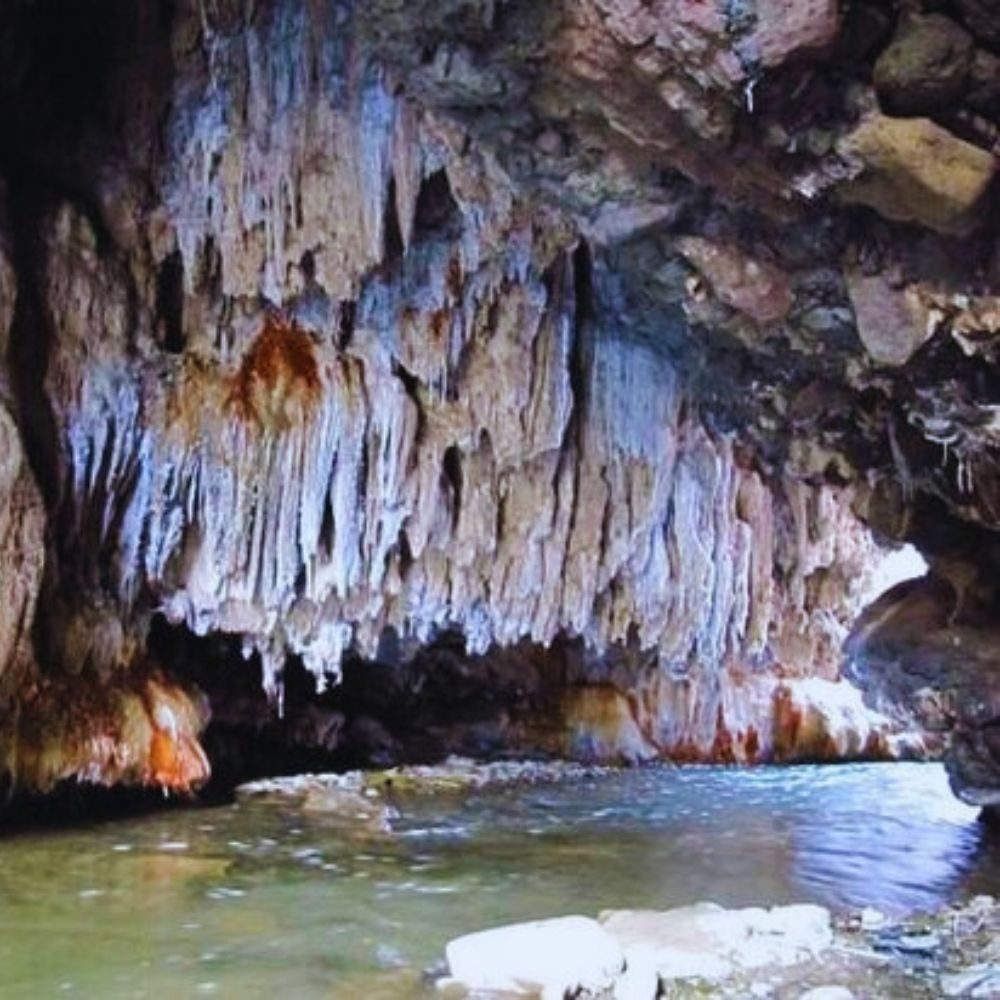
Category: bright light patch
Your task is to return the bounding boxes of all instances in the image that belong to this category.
[863,544,928,604]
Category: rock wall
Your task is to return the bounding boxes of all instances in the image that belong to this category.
[0,0,996,794]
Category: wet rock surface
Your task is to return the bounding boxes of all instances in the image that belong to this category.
[847,572,1000,808]
[437,896,1000,999]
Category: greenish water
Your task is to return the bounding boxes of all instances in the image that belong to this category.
[0,763,997,998]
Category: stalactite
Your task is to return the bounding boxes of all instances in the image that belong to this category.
[0,0,909,781]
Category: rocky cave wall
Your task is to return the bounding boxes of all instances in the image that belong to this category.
[0,0,997,801]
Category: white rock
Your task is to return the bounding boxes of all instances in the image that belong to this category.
[613,944,660,1000]
[445,915,624,996]
[600,903,833,982]
[800,988,856,1000]
[860,906,887,929]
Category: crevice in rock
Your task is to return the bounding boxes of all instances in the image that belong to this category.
[391,357,426,447]
[441,443,463,529]
[413,167,460,239]
[4,182,61,510]
[337,298,356,350]
[155,249,185,354]
[382,175,405,265]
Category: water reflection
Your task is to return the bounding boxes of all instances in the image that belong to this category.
[788,765,992,913]
[0,763,996,998]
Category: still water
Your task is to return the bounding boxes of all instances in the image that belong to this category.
[0,762,997,998]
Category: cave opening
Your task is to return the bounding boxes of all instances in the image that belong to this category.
[1,0,1000,989]
[143,615,583,797]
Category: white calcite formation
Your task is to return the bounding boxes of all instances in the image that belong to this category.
[25,3,881,764]
[42,184,875,741]
[5,0,963,791]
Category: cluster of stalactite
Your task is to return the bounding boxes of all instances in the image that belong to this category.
[4,0,994,796]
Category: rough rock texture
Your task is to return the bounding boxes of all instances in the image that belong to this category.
[435,897,1000,999]
[0,0,998,794]
[0,218,44,706]
[838,112,996,236]
[874,14,976,117]
[10,671,210,794]
[847,574,1000,807]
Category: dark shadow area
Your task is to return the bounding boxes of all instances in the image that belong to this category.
[0,781,205,834]
[143,616,586,797]
[413,168,461,239]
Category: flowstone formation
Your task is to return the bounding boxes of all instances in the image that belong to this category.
[0,0,996,800]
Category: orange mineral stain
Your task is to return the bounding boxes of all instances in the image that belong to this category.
[228,316,321,430]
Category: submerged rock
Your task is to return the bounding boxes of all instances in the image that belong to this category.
[237,755,612,815]
[237,772,396,834]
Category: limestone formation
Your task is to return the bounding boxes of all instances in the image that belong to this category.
[0,0,997,797]
[0,402,44,703]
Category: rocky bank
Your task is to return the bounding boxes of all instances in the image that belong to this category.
[434,895,1000,999]
[0,0,997,802]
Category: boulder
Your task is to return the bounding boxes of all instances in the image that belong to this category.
[968,48,1000,117]
[845,573,1000,808]
[444,915,625,997]
[838,113,996,235]
[599,902,834,983]
[845,270,931,367]
[954,0,1000,50]
[874,15,975,116]
[676,236,794,325]
[741,0,842,69]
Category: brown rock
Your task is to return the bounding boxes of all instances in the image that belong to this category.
[838,113,997,235]
[11,672,210,794]
[968,47,1000,117]
[874,14,975,117]
[772,679,891,762]
[676,236,794,325]
[560,686,658,763]
[955,0,1000,50]
[845,270,932,367]
[740,0,841,69]
[0,403,44,702]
